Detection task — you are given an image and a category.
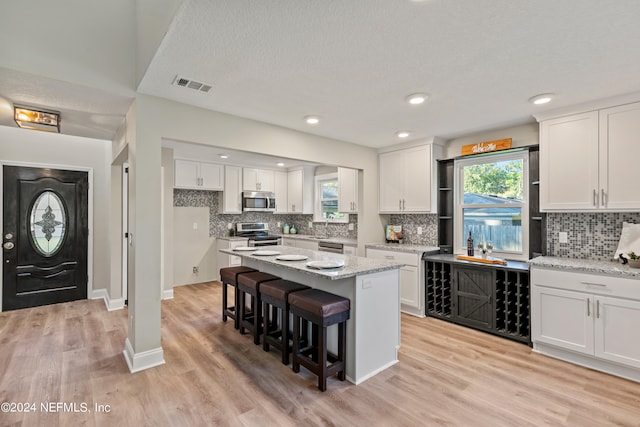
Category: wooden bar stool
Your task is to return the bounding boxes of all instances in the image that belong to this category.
[260,279,311,365]
[237,271,280,345]
[289,289,350,391]
[220,266,257,329]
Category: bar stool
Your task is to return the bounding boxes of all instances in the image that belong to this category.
[220,266,257,329]
[260,279,311,365]
[289,289,350,391]
[237,271,280,345]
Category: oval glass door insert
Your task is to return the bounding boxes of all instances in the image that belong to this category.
[30,191,66,256]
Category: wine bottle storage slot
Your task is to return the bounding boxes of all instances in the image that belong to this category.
[425,259,530,345]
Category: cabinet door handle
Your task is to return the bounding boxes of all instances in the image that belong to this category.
[601,189,606,207]
[593,189,598,206]
[587,298,591,317]
[403,199,406,210]
[384,255,395,260]
[596,300,600,318]
[399,199,402,211]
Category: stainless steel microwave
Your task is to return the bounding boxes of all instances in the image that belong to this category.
[242,191,276,212]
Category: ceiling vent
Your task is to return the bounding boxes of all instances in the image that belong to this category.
[172,75,212,93]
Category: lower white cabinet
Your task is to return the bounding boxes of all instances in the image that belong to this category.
[366,248,423,317]
[343,245,356,256]
[531,267,640,379]
[281,237,318,251]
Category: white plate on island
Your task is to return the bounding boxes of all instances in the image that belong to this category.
[252,250,281,256]
[233,246,257,251]
[275,254,309,261]
[306,260,345,270]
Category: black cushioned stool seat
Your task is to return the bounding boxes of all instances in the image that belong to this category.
[237,271,280,345]
[220,266,257,329]
[288,289,350,391]
[260,279,311,365]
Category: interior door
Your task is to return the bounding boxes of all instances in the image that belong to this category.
[3,166,88,311]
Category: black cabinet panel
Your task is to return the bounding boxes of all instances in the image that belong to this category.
[426,258,530,345]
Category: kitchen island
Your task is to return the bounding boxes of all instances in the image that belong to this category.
[219,245,403,384]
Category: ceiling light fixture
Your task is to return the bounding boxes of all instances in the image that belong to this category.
[406,93,428,105]
[396,131,411,139]
[305,115,320,125]
[219,154,229,159]
[528,93,554,105]
[277,162,285,167]
[14,104,60,133]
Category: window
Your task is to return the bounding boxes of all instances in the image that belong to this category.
[315,173,348,223]
[454,150,529,260]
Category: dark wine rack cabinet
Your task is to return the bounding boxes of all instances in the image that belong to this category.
[425,257,530,345]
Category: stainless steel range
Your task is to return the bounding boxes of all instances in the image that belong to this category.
[236,222,281,247]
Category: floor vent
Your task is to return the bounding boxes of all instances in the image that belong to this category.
[172,75,212,93]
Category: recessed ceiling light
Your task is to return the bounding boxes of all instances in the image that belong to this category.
[219,154,229,159]
[396,131,411,139]
[305,115,320,125]
[406,93,429,105]
[277,162,285,167]
[528,93,554,105]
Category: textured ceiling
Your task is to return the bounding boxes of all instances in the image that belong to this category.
[2,1,640,148]
[138,0,640,147]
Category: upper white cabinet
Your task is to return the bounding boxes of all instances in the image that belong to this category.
[539,101,640,211]
[287,167,314,214]
[243,168,275,192]
[174,159,224,190]
[273,171,289,214]
[219,165,242,214]
[338,167,358,213]
[379,143,442,213]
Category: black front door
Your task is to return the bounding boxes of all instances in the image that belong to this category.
[3,166,88,311]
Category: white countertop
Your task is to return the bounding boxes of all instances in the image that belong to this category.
[528,256,640,279]
[219,245,402,280]
[365,242,440,255]
[216,236,249,242]
[278,234,357,246]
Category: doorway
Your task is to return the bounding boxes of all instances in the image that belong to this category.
[2,166,89,311]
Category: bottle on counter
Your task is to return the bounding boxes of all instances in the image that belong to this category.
[467,231,474,256]
[290,224,297,234]
[283,223,290,234]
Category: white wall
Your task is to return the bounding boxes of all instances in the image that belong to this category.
[0,125,112,299]
[444,122,538,159]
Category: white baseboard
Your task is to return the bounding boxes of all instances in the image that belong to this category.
[162,288,174,299]
[123,338,165,373]
[91,289,125,311]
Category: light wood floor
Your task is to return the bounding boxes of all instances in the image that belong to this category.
[1,282,640,427]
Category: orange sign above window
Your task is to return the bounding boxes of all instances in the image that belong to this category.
[461,138,512,156]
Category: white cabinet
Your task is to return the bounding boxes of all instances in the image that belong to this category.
[243,168,275,192]
[174,159,223,190]
[287,167,314,214]
[366,248,424,317]
[379,143,442,213]
[219,165,242,214]
[338,167,358,213]
[215,238,249,280]
[274,171,288,214]
[343,245,357,256]
[531,267,640,378]
[539,101,640,211]
[281,237,318,251]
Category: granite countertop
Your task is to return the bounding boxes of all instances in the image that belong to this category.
[219,245,402,280]
[216,236,250,242]
[277,234,357,246]
[528,256,640,279]
[423,253,530,271]
[365,242,440,255]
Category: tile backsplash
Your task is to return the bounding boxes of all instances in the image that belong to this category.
[387,214,438,245]
[173,189,357,239]
[546,212,640,260]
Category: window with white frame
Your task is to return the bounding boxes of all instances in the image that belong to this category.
[314,173,348,223]
[454,150,529,260]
